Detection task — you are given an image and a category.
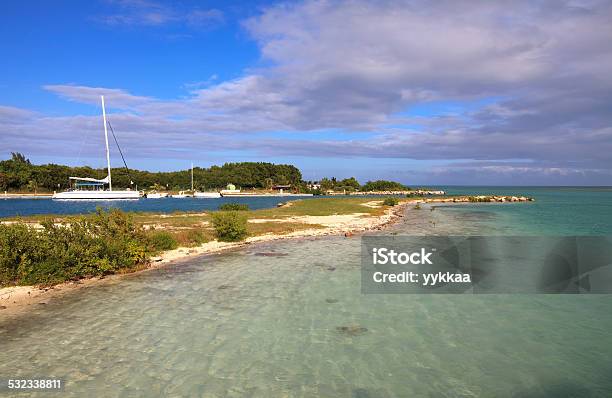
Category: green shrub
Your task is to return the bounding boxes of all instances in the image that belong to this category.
[413,203,422,210]
[383,197,400,206]
[218,203,249,211]
[0,222,39,286]
[211,211,248,242]
[148,231,178,251]
[188,230,208,245]
[0,208,151,287]
[468,196,492,202]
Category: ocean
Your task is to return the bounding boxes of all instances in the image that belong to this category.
[439,186,612,235]
[1,187,611,397]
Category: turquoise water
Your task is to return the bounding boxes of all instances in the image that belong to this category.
[439,186,612,235]
[1,187,611,397]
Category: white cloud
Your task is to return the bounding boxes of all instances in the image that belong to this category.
[43,85,153,109]
[99,0,223,29]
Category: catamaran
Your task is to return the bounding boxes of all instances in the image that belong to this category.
[52,96,140,200]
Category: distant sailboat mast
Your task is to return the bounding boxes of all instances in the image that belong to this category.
[101,95,112,191]
[191,162,194,191]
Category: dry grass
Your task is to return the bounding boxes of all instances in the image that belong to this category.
[247,221,325,236]
[250,197,392,219]
[170,228,214,247]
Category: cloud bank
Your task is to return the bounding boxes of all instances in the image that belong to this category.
[2,0,612,183]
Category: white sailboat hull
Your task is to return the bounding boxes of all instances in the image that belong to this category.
[194,192,221,198]
[146,192,168,198]
[52,190,140,200]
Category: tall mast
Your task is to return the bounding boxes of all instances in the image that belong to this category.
[191,162,194,191]
[101,95,112,191]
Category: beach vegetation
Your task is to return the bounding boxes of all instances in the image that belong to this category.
[383,197,400,206]
[211,211,249,242]
[362,180,409,192]
[468,196,492,202]
[0,208,151,287]
[172,229,210,247]
[147,231,178,251]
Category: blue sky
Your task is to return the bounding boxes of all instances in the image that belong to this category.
[1,0,612,185]
[0,1,259,111]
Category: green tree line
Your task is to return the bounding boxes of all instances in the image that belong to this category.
[0,153,303,192]
[314,177,409,192]
[0,153,409,193]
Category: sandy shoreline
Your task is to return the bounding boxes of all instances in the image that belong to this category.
[0,201,408,315]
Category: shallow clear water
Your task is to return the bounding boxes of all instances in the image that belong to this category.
[1,188,611,397]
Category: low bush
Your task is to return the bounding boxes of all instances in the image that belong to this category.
[413,203,422,210]
[211,211,248,242]
[468,196,492,202]
[147,231,178,251]
[218,203,249,211]
[383,197,400,206]
[0,208,151,287]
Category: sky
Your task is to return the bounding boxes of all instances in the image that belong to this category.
[1,0,611,185]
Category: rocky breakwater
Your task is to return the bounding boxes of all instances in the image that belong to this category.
[425,195,534,203]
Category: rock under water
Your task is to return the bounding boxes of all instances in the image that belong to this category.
[254,252,289,257]
[336,324,368,336]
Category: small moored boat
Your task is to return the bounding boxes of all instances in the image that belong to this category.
[170,191,192,198]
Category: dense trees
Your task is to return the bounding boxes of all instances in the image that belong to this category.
[318,177,362,192]
[361,180,409,191]
[316,177,408,192]
[0,154,303,192]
